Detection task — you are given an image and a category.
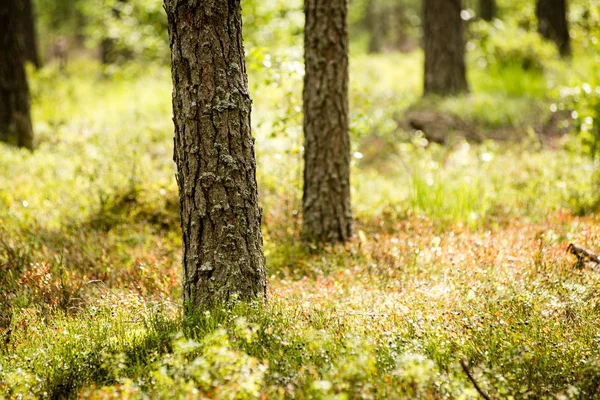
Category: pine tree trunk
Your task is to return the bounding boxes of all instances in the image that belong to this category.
[302,0,353,243]
[536,0,571,57]
[423,0,469,96]
[164,0,267,310]
[0,0,34,150]
[479,0,497,21]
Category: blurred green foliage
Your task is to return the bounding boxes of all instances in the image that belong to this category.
[243,0,304,49]
[78,0,168,62]
[33,0,305,63]
[552,3,600,210]
[34,0,83,36]
[349,0,422,53]
[469,19,559,73]
[558,3,600,155]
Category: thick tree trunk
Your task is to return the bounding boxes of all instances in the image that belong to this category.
[17,0,40,68]
[164,0,267,310]
[536,0,571,57]
[0,0,34,150]
[302,0,353,243]
[423,0,469,96]
[479,0,497,21]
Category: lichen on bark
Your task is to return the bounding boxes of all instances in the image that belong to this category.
[164,0,266,310]
[302,0,353,243]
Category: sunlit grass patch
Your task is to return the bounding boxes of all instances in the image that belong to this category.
[353,139,593,231]
[4,213,600,398]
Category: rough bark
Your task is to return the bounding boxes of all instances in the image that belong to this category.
[479,0,497,21]
[0,0,34,150]
[164,0,267,310]
[302,0,353,243]
[17,0,40,68]
[423,0,469,96]
[536,0,571,57]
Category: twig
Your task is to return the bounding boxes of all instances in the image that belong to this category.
[460,359,492,400]
[567,243,600,264]
[343,311,388,317]
[85,280,106,286]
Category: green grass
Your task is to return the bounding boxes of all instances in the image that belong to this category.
[1,50,600,399]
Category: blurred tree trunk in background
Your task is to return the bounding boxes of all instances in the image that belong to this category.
[0,0,34,150]
[360,0,418,53]
[393,3,410,51]
[479,0,497,21]
[17,0,40,68]
[366,0,384,53]
[101,0,127,64]
[303,0,353,243]
[536,0,571,57]
[423,0,469,96]
[164,0,267,310]
[100,39,114,65]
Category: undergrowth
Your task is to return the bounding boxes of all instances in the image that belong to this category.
[1,50,600,398]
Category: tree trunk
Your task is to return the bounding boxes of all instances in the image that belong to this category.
[17,0,40,68]
[366,0,383,53]
[100,39,115,65]
[393,4,409,52]
[164,0,267,310]
[302,0,353,243]
[0,0,34,150]
[479,0,497,21]
[423,0,469,96]
[536,0,571,57]
[101,0,127,65]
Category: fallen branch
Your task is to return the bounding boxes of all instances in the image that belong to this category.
[460,359,492,400]
[343,310,388,317]
[567,243,600,265]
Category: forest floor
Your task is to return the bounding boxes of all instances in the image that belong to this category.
[1,53,600,398]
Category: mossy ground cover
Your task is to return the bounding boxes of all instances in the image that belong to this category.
[1,51,600,399]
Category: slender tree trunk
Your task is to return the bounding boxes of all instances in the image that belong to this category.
[164,0,267,310]
[479,0,497,21]
[393,4,409,51]
[366,0,383,53]
[423,0,469,96]
[101,0,127,65]
[17,0,40,68]
[100,39,115,65]
[536,0,571,57]
[0,0,34,150]
[302,0,353,243]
